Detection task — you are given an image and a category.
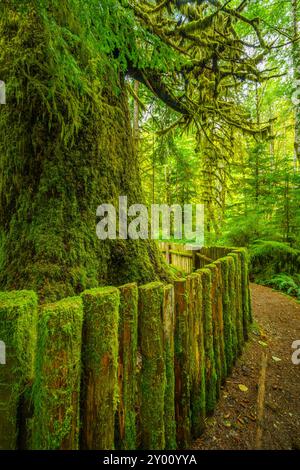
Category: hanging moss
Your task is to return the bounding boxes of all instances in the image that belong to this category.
[197,269,217,415]
[138,282,165,450]
[163,285,176,450]
[116,283,138,450]
[174,278,191,448]
[32,297,83,450]
[187,274,206,438]
[81,287,120,450]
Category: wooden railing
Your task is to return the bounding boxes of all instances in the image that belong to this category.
[0,244,251,450]
[159,242,238,272]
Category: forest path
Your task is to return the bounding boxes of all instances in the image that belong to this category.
[192,284,300,450]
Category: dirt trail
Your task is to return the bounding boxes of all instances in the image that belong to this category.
[192,283,300,450]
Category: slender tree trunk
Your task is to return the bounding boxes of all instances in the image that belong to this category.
[292,0,300,167]
[0,4,167,301]
[133,81,140,155]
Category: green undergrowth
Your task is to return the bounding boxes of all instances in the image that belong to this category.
[249,241,300,299]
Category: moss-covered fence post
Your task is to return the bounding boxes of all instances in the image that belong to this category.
[214,260,227,381]
[81,287,120,450]
[116,283,138,450]
[205,264,222,398]
[163,285,176,449]
[219,257,234,374]
[227,257,238,365]
[174,279,191,447]
[138,282,165,449]
[32,297,83,450]
[229,253,244,355]
[233,249,252,339]
[187,273,206,438]
[198,269,217,415]
[0,291,38,450]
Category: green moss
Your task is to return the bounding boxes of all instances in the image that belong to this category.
[81,287,120,450]
[138,282,165,450]
[32,297,83,450]
[116,283,138,450]
[0,290,38,450]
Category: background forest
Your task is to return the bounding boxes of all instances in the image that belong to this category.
[132,0,300,299]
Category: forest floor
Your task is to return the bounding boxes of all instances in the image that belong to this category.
[192,283,300,450]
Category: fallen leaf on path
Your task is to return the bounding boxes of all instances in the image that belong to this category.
[223,420,231,428]
[272,356,282,362]
[258,340,268,347]
[238,384,249,392]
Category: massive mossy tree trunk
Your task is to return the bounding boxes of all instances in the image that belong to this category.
[0,3,167,301]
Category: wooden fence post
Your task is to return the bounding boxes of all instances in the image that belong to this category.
[163,285,176,449]
[219,257,234,374]
[227,256,238,363]
[32,297,83,450]
[139,282,165,450]
[81,287,120,450]
[117,283,138,450]
[187,274,206,438]
[214,260,227,381]
[229,253,244,355]
[166,243,171,265]
[233,249,252,339]
[199,269,217,414]
[174,278,191,447]
[0,291,38,450]
[206,264,222,399]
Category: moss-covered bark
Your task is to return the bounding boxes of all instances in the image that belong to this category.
[81,287,120,450]
[116,283,138,450]
[32,297,83,450]
[138,282,165,450]
[0,1,168,303]
[0,290,37,450]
